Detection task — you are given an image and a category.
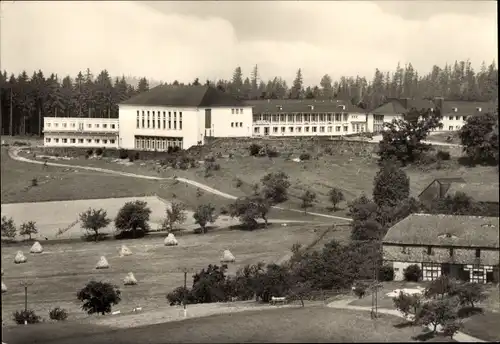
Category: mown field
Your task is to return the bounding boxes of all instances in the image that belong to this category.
[20,145,499,217]
[1,223,326,325]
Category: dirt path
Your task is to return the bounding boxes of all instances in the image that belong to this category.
[326,298,485,343]
[9,147,352,222]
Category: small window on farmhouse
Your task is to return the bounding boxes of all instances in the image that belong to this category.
[449,248,454,257]
[427,246,432,255]
[240,122,243,127]
[103,139,108,144]
[111,124,115,129]
[55,138,59,143]
[45,138,51,143]
[87,139,91,143]
[110,139,115,144]
[475,249,480,258]
[231,122,234,127]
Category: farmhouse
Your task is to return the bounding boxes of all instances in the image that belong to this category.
[43,117,119,148]
[246,99,367,137]
[382,213,500,284]
[118,85,253,150]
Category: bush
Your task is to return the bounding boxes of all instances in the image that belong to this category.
[353,282,368,299]
[31,178,38,187]
[235,178,243,188]
[167,286,193,306]
[442,321,462,339]
[267,147,279,158]
[49,307,68,321]
[119,149,129,159]
[378,265,394,281]
[436,150,451,161]
[77,281,121,315]
[220,206,229,215]
[114,200,152,239]
[13,309,41,324]
[86,148,94,156]
[95,148,104,156]
[249,143,262,156]
[299,152,311,161]
[403,264,422,282]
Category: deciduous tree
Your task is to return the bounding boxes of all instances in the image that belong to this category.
[77,281,121,315]
[299,189,316,214]
[193,203,218,234]
[79,208,111,242]
[261,172,291,205]
[161,201,187,232]
[19,221,38,240]
[328,188,345,210]
[459,112,499,165]
[114,201,151,238]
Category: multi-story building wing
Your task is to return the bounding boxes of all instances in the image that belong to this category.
[435,99,497,131]
[246,99,367,137]
[118,85,252,151]
[383,213,499,283]
[43,117,119,148]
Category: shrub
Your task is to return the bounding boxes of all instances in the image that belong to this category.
[167,286,193,306]
[353,282,368,299]
[378,265,394,281]
[403,264,422,282]
[95,148,103,156]
[114,201,152,239]
[13,309,41,324]
[49,307,68,321]
[267,147,279,158]
[442,321,462,339]
[235,178,243,188]
[77,281,121,315]
[1,215,17,240]
[220,206,229,215]
[299,152,311,161]
[204,155,216,163]
[31,178,38,187]
[119,149,129,159]
[86,148,94,156]
[249,143,262,156]
[393,291,422,320]
[436,150,451,161]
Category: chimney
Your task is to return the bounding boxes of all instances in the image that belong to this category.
[434,97,444,110]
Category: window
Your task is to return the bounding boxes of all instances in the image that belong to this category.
[343,125,348,132]
[320,126,325,133]
[62,138,67,143]
[449,248,454,257]
[240,122,243,127]
[174,112,177,130]
[312,126,317,133]
[427,246,432,255]
[70,138,76,143]
[456,126,460,130]
[319,114,325,122]
[45,138,51,143]
[240,108,243,114]
[311,114,317,122]
[281,127,286,133]
[273,127,278,133]
[236,109,239,114]
[231,122,234,127]
[401,246,407,253]
[327,114,332,122]
[179,116,182,130]
[327,126,332,132]
[449,126,453,131]
[254,127,260,134]
[110,139,115,144]
[71,123,76,128]
[335,114,341,121]
[103,139,108,144]
[475,249,480,258]
[305,126,310,132]
[55,138,59,143]
[95,139,100,143]
[54,123,59,128]
[288,114,294,122]
[289,127,294,133]
[152,114,155,129]
[95,124,99,128]
[336,126,341,132]
[78,139,84,143]
[448,116,453,120]
[136,117,140,128]
[87,123,91,128]
[62,123,67,128]
[86,139,92,143]
[103,124,107,129]
[343,114,348,121]
[47,123,51,127]
[232,109,235,114]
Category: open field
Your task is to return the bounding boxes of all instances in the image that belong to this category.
[348,280,500,342]
[0,223,326,325]
[1,148,326,223]
[21,148,499,216]
[3,306,429,344]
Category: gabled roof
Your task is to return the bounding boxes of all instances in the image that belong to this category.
[369,98,435,115]
[245,99,366,114]
[383,213,499,248]
[417,177,466,199]
[120,85,245,107]
[445,182,500,203]
[437,100,496,116]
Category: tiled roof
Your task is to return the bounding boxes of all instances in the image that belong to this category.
[383,213,499,248]
[437,100,496,116]
[120,85,245,107]
[245,99,366,114]
[445,182,500,203]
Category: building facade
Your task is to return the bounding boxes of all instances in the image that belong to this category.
[246,99,367,137]
[383,213,499,283]
[43,117,119,148]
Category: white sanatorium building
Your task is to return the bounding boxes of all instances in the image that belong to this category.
[42,85,496,150]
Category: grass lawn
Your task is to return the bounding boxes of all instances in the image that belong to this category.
[1,148,326,223]
[460,310,500,342]
[2,306,428,344]
[21,147,499,217]
[0,224,324,325]
[427,131,461,144]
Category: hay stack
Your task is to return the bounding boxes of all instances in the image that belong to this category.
[124,272,138,285]
[119,245,132,257]
[14,251,27,264]
[30,241,43,254]
[95,256,110,269]
[221,249,235,263]
[164,233,178,246]
[1,281,7,293]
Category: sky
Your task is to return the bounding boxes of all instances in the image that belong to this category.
[0,1,497,86]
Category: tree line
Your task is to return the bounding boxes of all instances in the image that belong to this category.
[0,59,497,136]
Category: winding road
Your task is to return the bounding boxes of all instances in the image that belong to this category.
[8,147,352,222]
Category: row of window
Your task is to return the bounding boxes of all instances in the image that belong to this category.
[136,110,182,130]
[253,124,362,135]
[253,113,350,123]
[231,108,244,114]
[446,115,467,121]
[231,122,243,128]
[46,122,116,129]
[402,246,481,258]
[134,136,183,151]
[45,137,116,144]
